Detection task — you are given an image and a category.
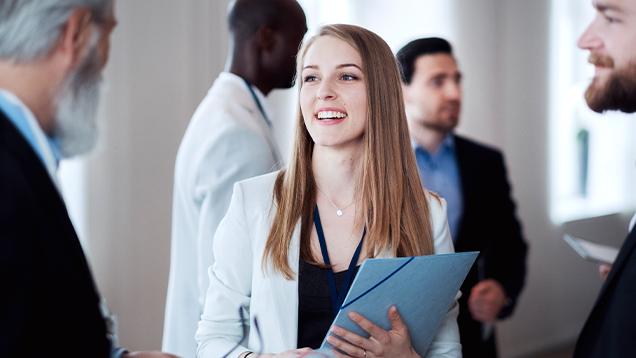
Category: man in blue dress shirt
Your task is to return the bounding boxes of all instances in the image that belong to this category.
[397,38,528,358]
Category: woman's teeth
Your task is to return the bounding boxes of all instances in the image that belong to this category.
[317,111,347,120]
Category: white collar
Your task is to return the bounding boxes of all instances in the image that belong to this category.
[0,89,60,191]
[249,81,275,121]
[220,72,276,121]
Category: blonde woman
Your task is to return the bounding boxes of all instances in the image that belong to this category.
[196,24,461,358]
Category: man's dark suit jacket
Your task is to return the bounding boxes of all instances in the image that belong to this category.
[452,135,528,358]
[573,228,636,357]
[0,111,110,357]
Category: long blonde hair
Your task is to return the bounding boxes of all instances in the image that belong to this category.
[263,24,436,280]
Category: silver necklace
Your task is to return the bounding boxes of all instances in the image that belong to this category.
[316,186,355,217]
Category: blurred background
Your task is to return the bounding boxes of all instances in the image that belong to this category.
[57,0,636,357]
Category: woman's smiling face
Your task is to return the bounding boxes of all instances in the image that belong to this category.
[300,36,368,150]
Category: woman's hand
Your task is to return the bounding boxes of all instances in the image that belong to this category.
[326,306,420,358]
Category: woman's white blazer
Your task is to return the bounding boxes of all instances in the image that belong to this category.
[196,172,462,358]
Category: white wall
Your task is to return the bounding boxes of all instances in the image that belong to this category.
[82,0,635,355]
[86,0,231,350]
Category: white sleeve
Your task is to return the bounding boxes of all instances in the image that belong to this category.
[194,127,277,316]
[423,194,463,358]
[196,181,254,358]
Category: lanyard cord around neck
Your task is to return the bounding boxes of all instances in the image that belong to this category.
[313,205,366,318]
[242,78,270,127]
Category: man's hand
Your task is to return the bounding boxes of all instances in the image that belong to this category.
[599,264,612,281]
[468,279,507,323]
[122,352,181,358]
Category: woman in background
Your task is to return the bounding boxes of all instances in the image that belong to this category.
[196,24,461,358]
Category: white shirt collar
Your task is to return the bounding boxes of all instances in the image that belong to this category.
[220,72,276,122]
[250,82,276,121]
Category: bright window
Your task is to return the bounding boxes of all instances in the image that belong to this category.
[58,157,89,252]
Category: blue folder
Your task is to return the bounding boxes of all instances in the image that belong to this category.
[319,252,479,356]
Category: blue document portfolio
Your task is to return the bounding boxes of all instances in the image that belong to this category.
[319,251,479,355]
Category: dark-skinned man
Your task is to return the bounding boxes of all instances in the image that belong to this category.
[162,1,307,357]
[0,1,178,357]
[397,38,528,358]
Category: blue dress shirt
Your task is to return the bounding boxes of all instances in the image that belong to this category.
[0,91,62,167]
[413,134,464,242]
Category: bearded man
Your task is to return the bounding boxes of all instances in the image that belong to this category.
[573,0,636,357]
[0,1,177,357]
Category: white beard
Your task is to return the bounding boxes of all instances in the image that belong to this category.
[52,31,105,158]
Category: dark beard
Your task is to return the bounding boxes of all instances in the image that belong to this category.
[584,62,636,113]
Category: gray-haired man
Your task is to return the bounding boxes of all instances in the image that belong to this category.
[0,1,177,357]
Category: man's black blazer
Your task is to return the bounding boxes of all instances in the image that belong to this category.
[573,227,636,357]
[0,111,110,357]
[452,135,528,358]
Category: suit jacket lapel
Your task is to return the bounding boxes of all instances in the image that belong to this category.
[0,112,98,295]
[596,229,636,301]
[268,220,301,350]
[453,136,472,247]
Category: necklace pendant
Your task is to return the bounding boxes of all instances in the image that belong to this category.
[337,209,343,216]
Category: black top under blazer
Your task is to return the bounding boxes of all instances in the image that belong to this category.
[573,228,636,357]
[0,111,110,357]
[452,135,528,358]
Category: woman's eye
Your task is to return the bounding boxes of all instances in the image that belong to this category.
[303,75,317,83]
[342,74,357,81]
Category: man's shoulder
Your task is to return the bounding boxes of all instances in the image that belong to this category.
[0,114,42,190]
[0,145,33,206]
[196,81,251,120]
[454,134,501,155]
[202,72,253,112]
[453,134,504,163]
[178,76,268,150]
[185,75,263,138]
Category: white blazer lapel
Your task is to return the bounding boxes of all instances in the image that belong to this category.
[268,221,301,350]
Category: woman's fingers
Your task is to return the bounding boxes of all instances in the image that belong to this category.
[348,311,390,345]
[388,306,408,334]
[326,308,416,358]
[326,330,367,357]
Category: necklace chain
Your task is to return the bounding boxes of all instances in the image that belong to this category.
[316,186,355,217]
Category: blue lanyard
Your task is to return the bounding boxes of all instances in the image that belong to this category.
[242,78,270,126]
[313,205,366,318]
